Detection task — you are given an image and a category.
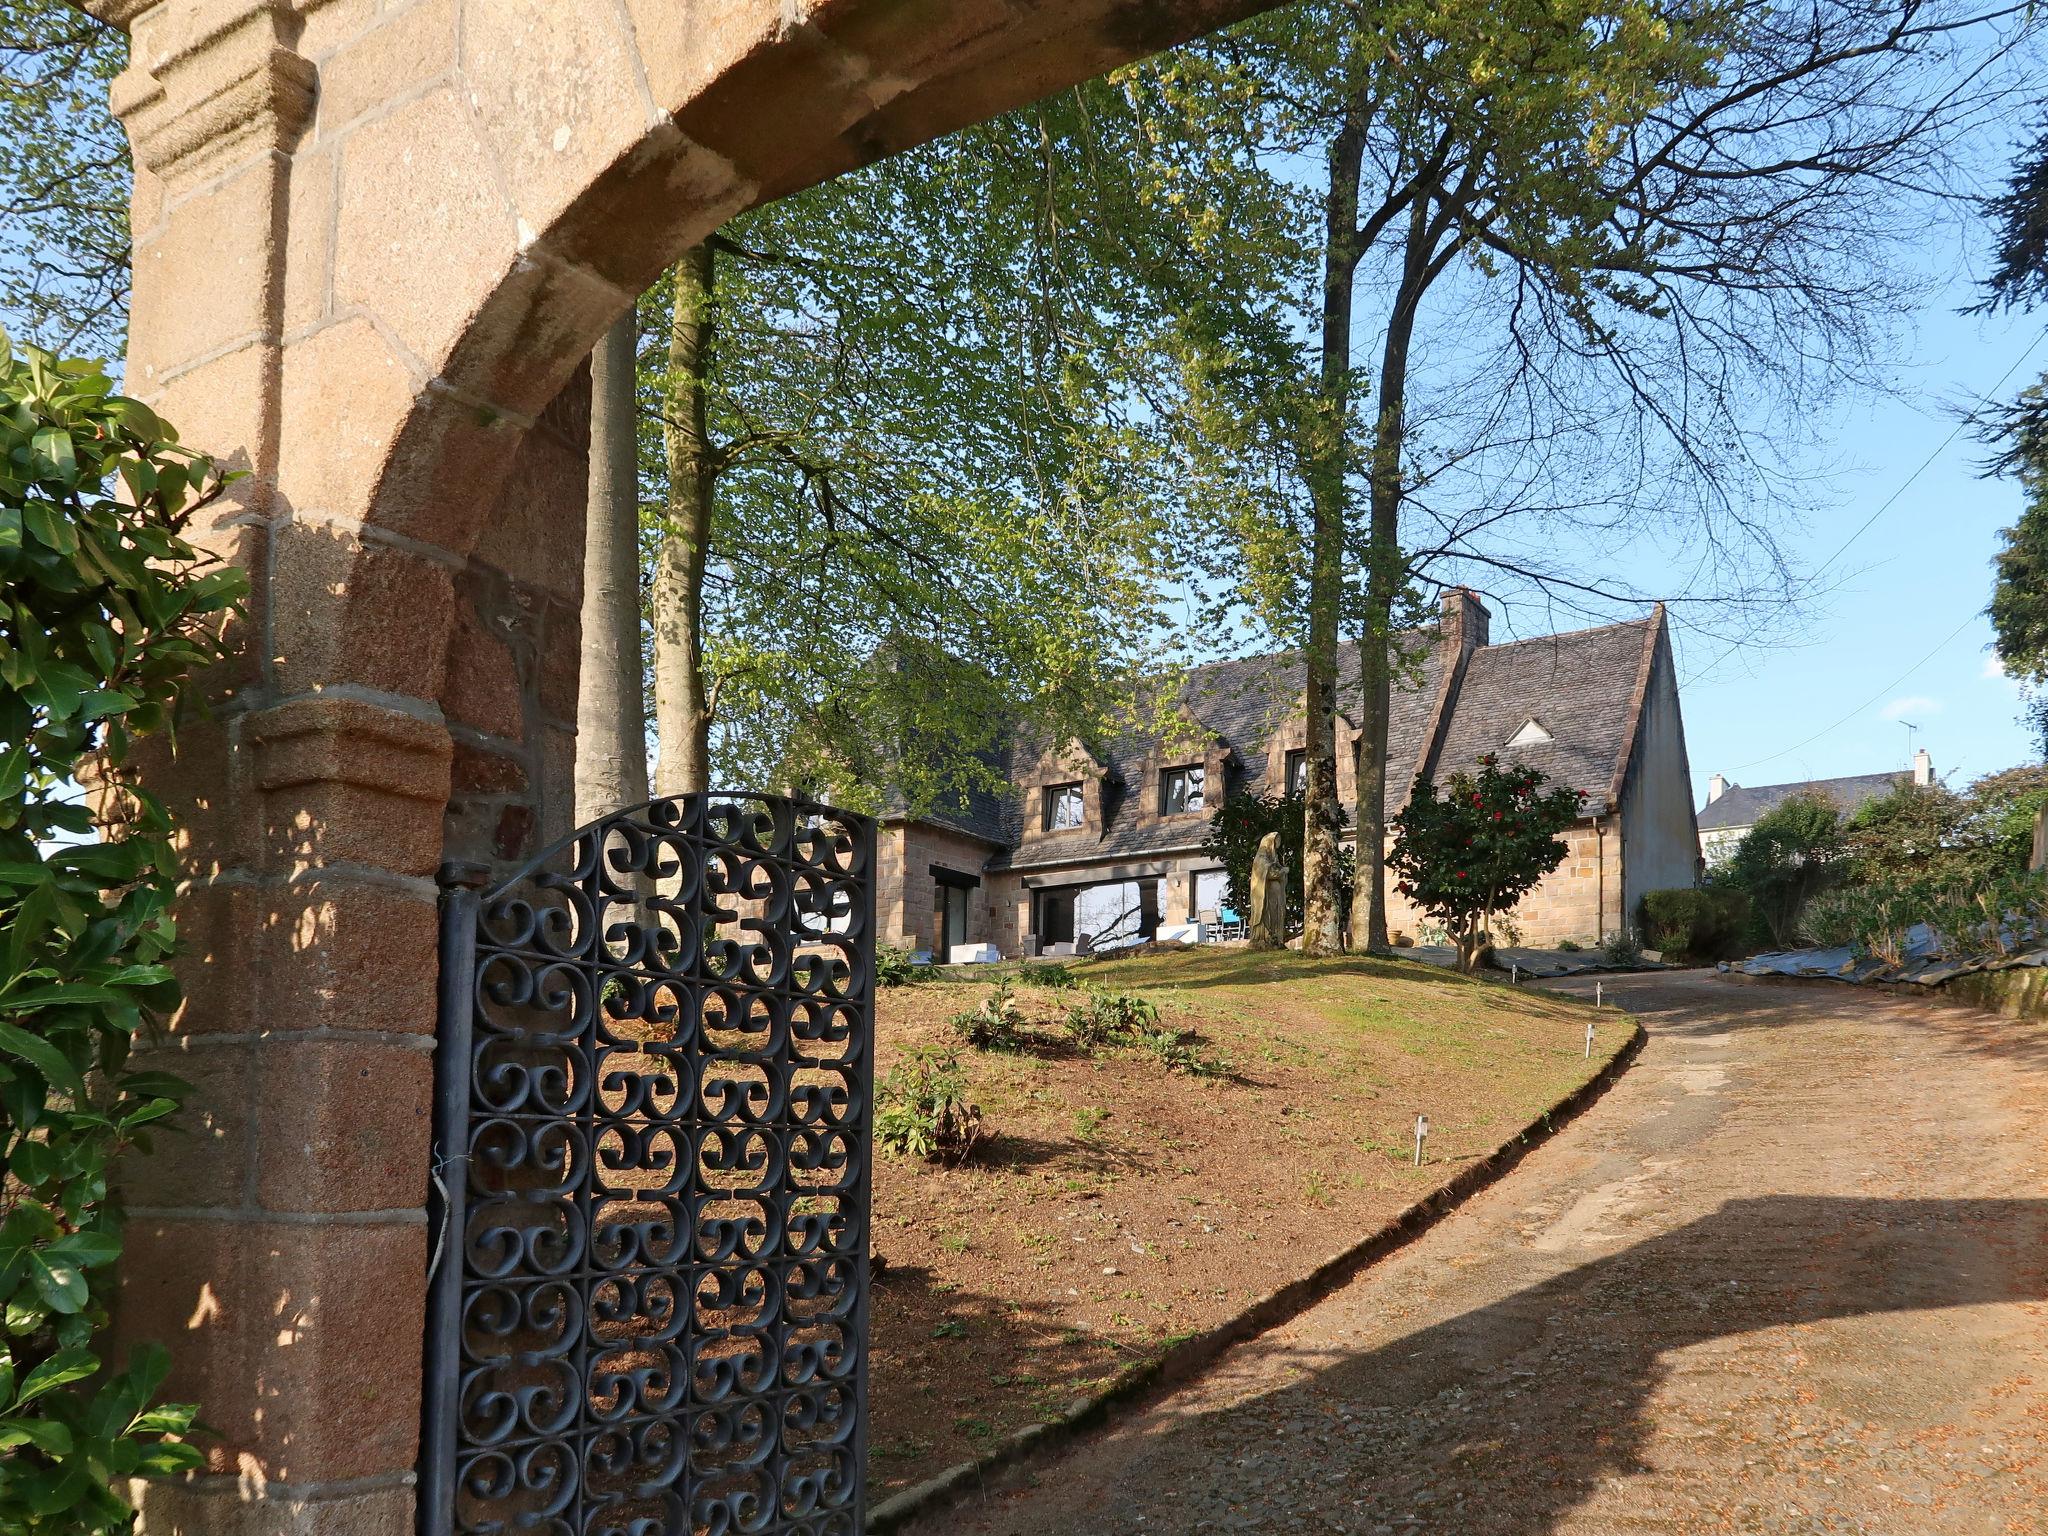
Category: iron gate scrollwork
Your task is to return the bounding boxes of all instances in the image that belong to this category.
[421,794,874,1536]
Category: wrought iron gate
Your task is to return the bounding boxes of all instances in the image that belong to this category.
[422,795,874,1536]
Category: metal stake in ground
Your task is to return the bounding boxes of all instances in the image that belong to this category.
[1586,1019,1596,1059]
[1413,1113,1429,1167]
[1596,980,1603,1009]
[1511,962,1520,984]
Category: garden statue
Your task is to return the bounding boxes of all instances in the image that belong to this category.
[1250,830,1288,949]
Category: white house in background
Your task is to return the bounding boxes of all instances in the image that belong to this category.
[1695,749,1934,865]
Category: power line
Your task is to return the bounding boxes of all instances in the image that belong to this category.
[1679,329,2046,693]
[1809,330,2045,582]
[1722,610,1976,775]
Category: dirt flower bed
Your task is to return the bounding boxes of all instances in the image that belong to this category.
[865,947,1630,1495]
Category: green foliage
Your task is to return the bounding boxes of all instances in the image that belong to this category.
[1638,887,1751,961]
[1136,1026,1230,1080]
[1722,791,1848,950]
[875,944,935,988]
[0,335,242,1528]
[1389,756,1582,970]
[636,76,1261,813]
[1062,989,1158,1051]
[1017,963,1080,991]
[0,7,130,358]
[1803,872,2048,965]
[875,1048,984,1163]
[949,980,1027,1053]
[1979,123,2048,751]
[1599,928,1644,967]
[1201,789,1353,934]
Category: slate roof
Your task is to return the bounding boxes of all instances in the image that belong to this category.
[1695,772,1906,833]
[1432,620,1658,806]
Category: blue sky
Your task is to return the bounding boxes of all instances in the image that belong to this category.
[1657,267,2042,804]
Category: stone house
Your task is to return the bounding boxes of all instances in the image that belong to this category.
[1695,752,1933,866]
[877,591,1700,956]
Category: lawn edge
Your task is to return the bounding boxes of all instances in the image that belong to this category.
[865,1015,1649,1532]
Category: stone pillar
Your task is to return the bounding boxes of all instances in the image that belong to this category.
[102,6,446,1531]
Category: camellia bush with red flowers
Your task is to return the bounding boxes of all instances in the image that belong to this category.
[1389,754,1584,971]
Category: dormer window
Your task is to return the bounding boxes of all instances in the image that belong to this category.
[1508,718,1553,748]
[1160,765,1206,815]
[1043,782,1084,831]
[1285,748,1307,797]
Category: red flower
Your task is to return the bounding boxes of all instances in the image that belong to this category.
[1456,871,1466,879]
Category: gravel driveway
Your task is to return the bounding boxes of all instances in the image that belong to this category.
[909,970,2048,1535]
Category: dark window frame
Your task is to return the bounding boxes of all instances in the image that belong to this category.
[1042,781,1085,831]
[1159,763,1206,816]
[1284,749,1307,797]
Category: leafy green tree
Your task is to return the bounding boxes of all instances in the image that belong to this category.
[1843,781,1975,886]
[1980,122,2048,748]
[1725,791,1849,949]
[1389,755,1583,970]
[0,334,239,1528]
[628,80,1275,813]
[0,4,128,358]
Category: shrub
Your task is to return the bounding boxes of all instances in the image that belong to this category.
[876,1048,984,1162]
[876,944,935,987]
[1389,755,1583,971]
[1020,962,1080,989]
[1600,928,1644,967]
[1138,1026,1230,1079]
[1555,937,1583,952]
[950,979,1027,1051]
[0,337,242,1526]
[1638,886,1751,960]
[1063,988,1157,1049]
[1724,790,1850,948]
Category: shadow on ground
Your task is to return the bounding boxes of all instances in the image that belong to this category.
[932,1195,2048,1534]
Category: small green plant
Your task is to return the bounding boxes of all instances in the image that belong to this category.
[876,1048,985,1162]
[1139,1026,1230,1078]
[1064,988,1157,1049]
[1021,962,1081,989]
[1073,1105,1110,1140]
[1600,927,1644,967]
[930,1320,968,1339]
[877,944,935,986]
[951,978,1027,1051]
[1302,1169,1331,1207]
[1555,936,1583,952]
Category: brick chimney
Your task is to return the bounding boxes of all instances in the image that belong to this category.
[1913,747,1933,787]
[1708,772,1728,803]
[1441,587,1490,656]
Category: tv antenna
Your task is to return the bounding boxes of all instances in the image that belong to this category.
[1900,719,1919,768]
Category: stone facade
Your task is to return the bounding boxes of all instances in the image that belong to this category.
[875,594,1697,959]
[83,2,1298,1531]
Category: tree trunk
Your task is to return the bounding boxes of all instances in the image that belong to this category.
[1300,118,1366,958]
[575,307,651,823]
[1350,196,1431,952]
[652,242,717,797]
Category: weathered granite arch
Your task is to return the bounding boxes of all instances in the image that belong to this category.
[76,2,1285,1531]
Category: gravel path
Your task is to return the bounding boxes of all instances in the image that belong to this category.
[910,970,2048,1535]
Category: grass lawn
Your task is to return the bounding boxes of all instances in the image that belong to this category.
[865,946,1632,1495]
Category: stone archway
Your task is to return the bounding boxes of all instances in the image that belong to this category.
[82,2,1288,1530]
